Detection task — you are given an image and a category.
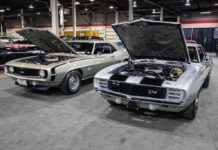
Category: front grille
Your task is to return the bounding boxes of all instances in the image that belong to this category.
[14,67,39,77]
[140,77,164,86]
[108,80,166,99]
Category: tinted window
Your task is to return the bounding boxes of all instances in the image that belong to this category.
[68,42,93,55]
[188,47,199,63]
[94,43,116,54]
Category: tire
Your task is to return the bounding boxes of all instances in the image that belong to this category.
[182,98,198,120]
[60,70,82,94]
[203,75,210,88]
[107,100,118,106]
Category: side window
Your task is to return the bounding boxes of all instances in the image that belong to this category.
[198,47,205,62]
[188,47,199,63]
[94,43,116,54]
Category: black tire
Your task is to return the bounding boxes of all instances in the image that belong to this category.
[60,70,82,94]
[107,100,118,106]
[182,98,198,120]
[203,75,210,88]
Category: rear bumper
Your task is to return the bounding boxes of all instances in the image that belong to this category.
[96,89,189,112]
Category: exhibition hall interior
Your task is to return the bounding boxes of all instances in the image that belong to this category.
[0,0,218,149]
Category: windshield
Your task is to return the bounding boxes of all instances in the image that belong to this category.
[68,42,94,55]
[188,46,199,63]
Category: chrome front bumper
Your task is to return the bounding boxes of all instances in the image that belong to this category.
[97,89,189,112]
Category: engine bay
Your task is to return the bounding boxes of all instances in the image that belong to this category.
[20,54,75,65]
[111,61,186,82]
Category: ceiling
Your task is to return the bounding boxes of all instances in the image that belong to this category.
[0,0,218,18]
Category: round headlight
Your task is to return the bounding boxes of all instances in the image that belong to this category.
[39,70,46,78]
[9,66,14,73]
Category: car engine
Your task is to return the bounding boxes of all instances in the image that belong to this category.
[111,61,186,82]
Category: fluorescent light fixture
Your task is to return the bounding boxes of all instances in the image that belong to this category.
[85,8,88,11]
[90,0,94,2]
[109,5,114,9]
[37,12,40,15]
[0,9,5,12]
[185,0,190,6]
[215,3,218,6]
[200,11,211,14]
[133,1,137,8]
[29,4,34,9]
[152,9,156,14]
[6,7,10,11]
[75,2,80,5]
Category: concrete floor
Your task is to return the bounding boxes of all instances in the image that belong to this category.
[0,56,218,150]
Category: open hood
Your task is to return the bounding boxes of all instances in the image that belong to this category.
[16,28,77,54]
[112,19,190,62]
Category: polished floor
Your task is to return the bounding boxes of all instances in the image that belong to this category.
[0,55,217,150]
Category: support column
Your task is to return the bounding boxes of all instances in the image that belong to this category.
[0,15,3,36]
[60,5,65,36]
[20,9,25,28]
[160,7,163,21]
[115,11,119,24]
[128,0,133,21]
[0,23,3,36]
[50,0,59,36]
[177,16,180,23]
[72,0,76,37]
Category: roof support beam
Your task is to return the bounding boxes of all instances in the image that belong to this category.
[128,0,133,20]
[143,0,177,15]
[160,7,163,21]
[50,0,59,36]
[20,9,24,28]
[72,0,77,37]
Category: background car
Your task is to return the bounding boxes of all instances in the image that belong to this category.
[5,28,129,94]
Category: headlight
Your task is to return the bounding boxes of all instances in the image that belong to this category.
[94,78,108,89]
[9,66,14,73]
[39,70,46,78]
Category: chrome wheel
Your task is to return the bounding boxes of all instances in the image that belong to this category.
[68,74,80,91]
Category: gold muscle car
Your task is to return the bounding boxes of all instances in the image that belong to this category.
[4,28,129,94]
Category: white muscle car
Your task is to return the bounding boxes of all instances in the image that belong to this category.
[4,28,129,94]
[94,19,213,120]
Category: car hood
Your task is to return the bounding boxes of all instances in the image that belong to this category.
[16,28,77,54]
[112,19,190,62]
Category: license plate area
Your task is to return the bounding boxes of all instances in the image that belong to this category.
[16,79,28,86]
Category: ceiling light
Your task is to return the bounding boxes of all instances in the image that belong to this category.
[85,8,88,11]
[75,2,80,5]
[109,6,114,9]
[0,9,5,13]
[6,7,10,11]
[90,0,94,2]
[29,4,34,9]
[133,1,137,8]
[215,3,218,6]
[200,11,211,14]
[58,3,61,6]
[152,9,156,14]
[37,12,40,15]
[185,0,190,6]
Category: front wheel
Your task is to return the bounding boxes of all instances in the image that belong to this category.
[60,70,82,94]
[182,98,198,120]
